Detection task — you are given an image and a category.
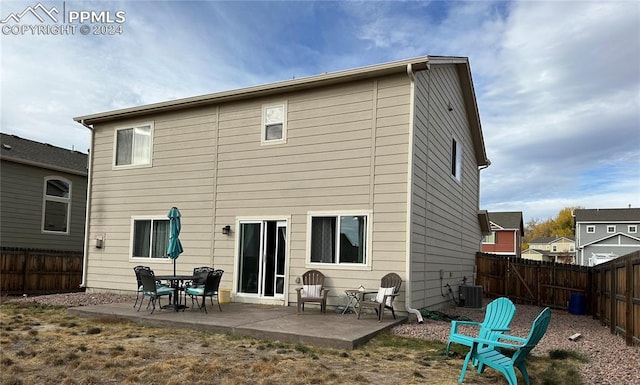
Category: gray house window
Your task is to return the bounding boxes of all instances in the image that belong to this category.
[629,225,637,234]
[131,218,169,258]
[309,214,367,264]
[586,225,595,233]
[42,177,71,234]
[114,123,152,167]
[607,225,616,233]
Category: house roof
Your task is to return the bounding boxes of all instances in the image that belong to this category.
[530,236,575,244]
[574,208,640,222]
[0,133,88,176]
[73,55,489,167]
[488,211,524,235]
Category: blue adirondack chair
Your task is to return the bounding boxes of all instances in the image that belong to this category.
[458,307,552,385]
[446,297,516,357]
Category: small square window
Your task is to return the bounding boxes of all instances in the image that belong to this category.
[607,225,616,233]
[628,225,637,233]
[114,123,153,167]
[586,225,595,233]
[482,232,495,244]
[262,103,287,144]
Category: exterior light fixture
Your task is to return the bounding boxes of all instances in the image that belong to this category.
[222,225,231,235]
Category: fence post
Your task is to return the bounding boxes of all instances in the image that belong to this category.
[625,257,633,345]
[610,264,616,335]
[21,249,29,293]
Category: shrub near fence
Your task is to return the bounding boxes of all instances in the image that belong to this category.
[0,248,84,295]
[476,251,639,347]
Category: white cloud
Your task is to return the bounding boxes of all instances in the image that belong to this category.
[1,0,638,223]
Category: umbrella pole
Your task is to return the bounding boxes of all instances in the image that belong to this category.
[173,258,176,276]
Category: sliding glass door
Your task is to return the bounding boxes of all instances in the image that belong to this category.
[237,220,286,298]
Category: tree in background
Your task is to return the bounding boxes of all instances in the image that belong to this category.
[522,207,582,250]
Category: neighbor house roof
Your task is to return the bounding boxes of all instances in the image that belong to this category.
[0,133,88,176]
[73,55,489,167]
[530,236,575,244]
[488,211,524,235]
[574,208,640,222]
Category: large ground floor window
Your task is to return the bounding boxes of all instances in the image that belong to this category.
[309,213,367,265]
[131,218,169,258]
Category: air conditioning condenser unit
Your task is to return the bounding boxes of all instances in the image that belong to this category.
[459,285,483,308]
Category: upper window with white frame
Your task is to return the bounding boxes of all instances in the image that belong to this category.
[261,103,287,145]
[607,225,616,233]
[114,123,153,167]
[131,217,169,258]
[309,213,368,265]
[586,225,595,233]
[42,176,71,234]
[451,138,462,181]
[629,225,638,234]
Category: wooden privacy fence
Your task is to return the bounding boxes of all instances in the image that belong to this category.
[591,251,640,346]
[1,248,84,295]
[476,251,639,346]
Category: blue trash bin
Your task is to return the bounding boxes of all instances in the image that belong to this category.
[568,293,586,315]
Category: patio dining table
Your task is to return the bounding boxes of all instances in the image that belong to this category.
[155,274,195,312]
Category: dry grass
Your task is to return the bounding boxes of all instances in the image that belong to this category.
[0,302,583,385]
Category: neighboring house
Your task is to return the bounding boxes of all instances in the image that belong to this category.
[481,212,524,258]
[522,236,575,264]
[73,56,491,313]
[0,133,88,251]
[574,208,640,266]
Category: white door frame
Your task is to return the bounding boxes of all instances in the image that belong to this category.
[232,216,290,305]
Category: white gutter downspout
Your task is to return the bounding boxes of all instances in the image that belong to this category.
[477,162,491,284]
[405,63,424,323]
[78,119,94,288]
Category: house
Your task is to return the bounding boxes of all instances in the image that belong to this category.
[481,211,524,258]
[521,236,575,264]
[574,208,640,266]
[0,133,88,251]
[73,56,491,314]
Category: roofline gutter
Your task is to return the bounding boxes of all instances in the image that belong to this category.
[404,62,424,324]
[73,56,457,125]
[78,119,93,288]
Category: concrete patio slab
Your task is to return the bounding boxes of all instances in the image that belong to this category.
[68,301,407,350]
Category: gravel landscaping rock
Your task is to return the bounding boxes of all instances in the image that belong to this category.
[392,302,640,385]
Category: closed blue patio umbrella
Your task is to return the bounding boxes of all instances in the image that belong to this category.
[167,206,184,275]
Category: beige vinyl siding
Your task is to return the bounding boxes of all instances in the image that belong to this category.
[85,107,217,292]
[212,75,411,306]
[410,65,481,309]
[0,161,86,251]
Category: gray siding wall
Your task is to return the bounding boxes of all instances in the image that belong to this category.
[410,65,482,310]
[0,161,87,251]
[576,222,640,265]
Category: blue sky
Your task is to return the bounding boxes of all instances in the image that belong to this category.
[1,0,639,223]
